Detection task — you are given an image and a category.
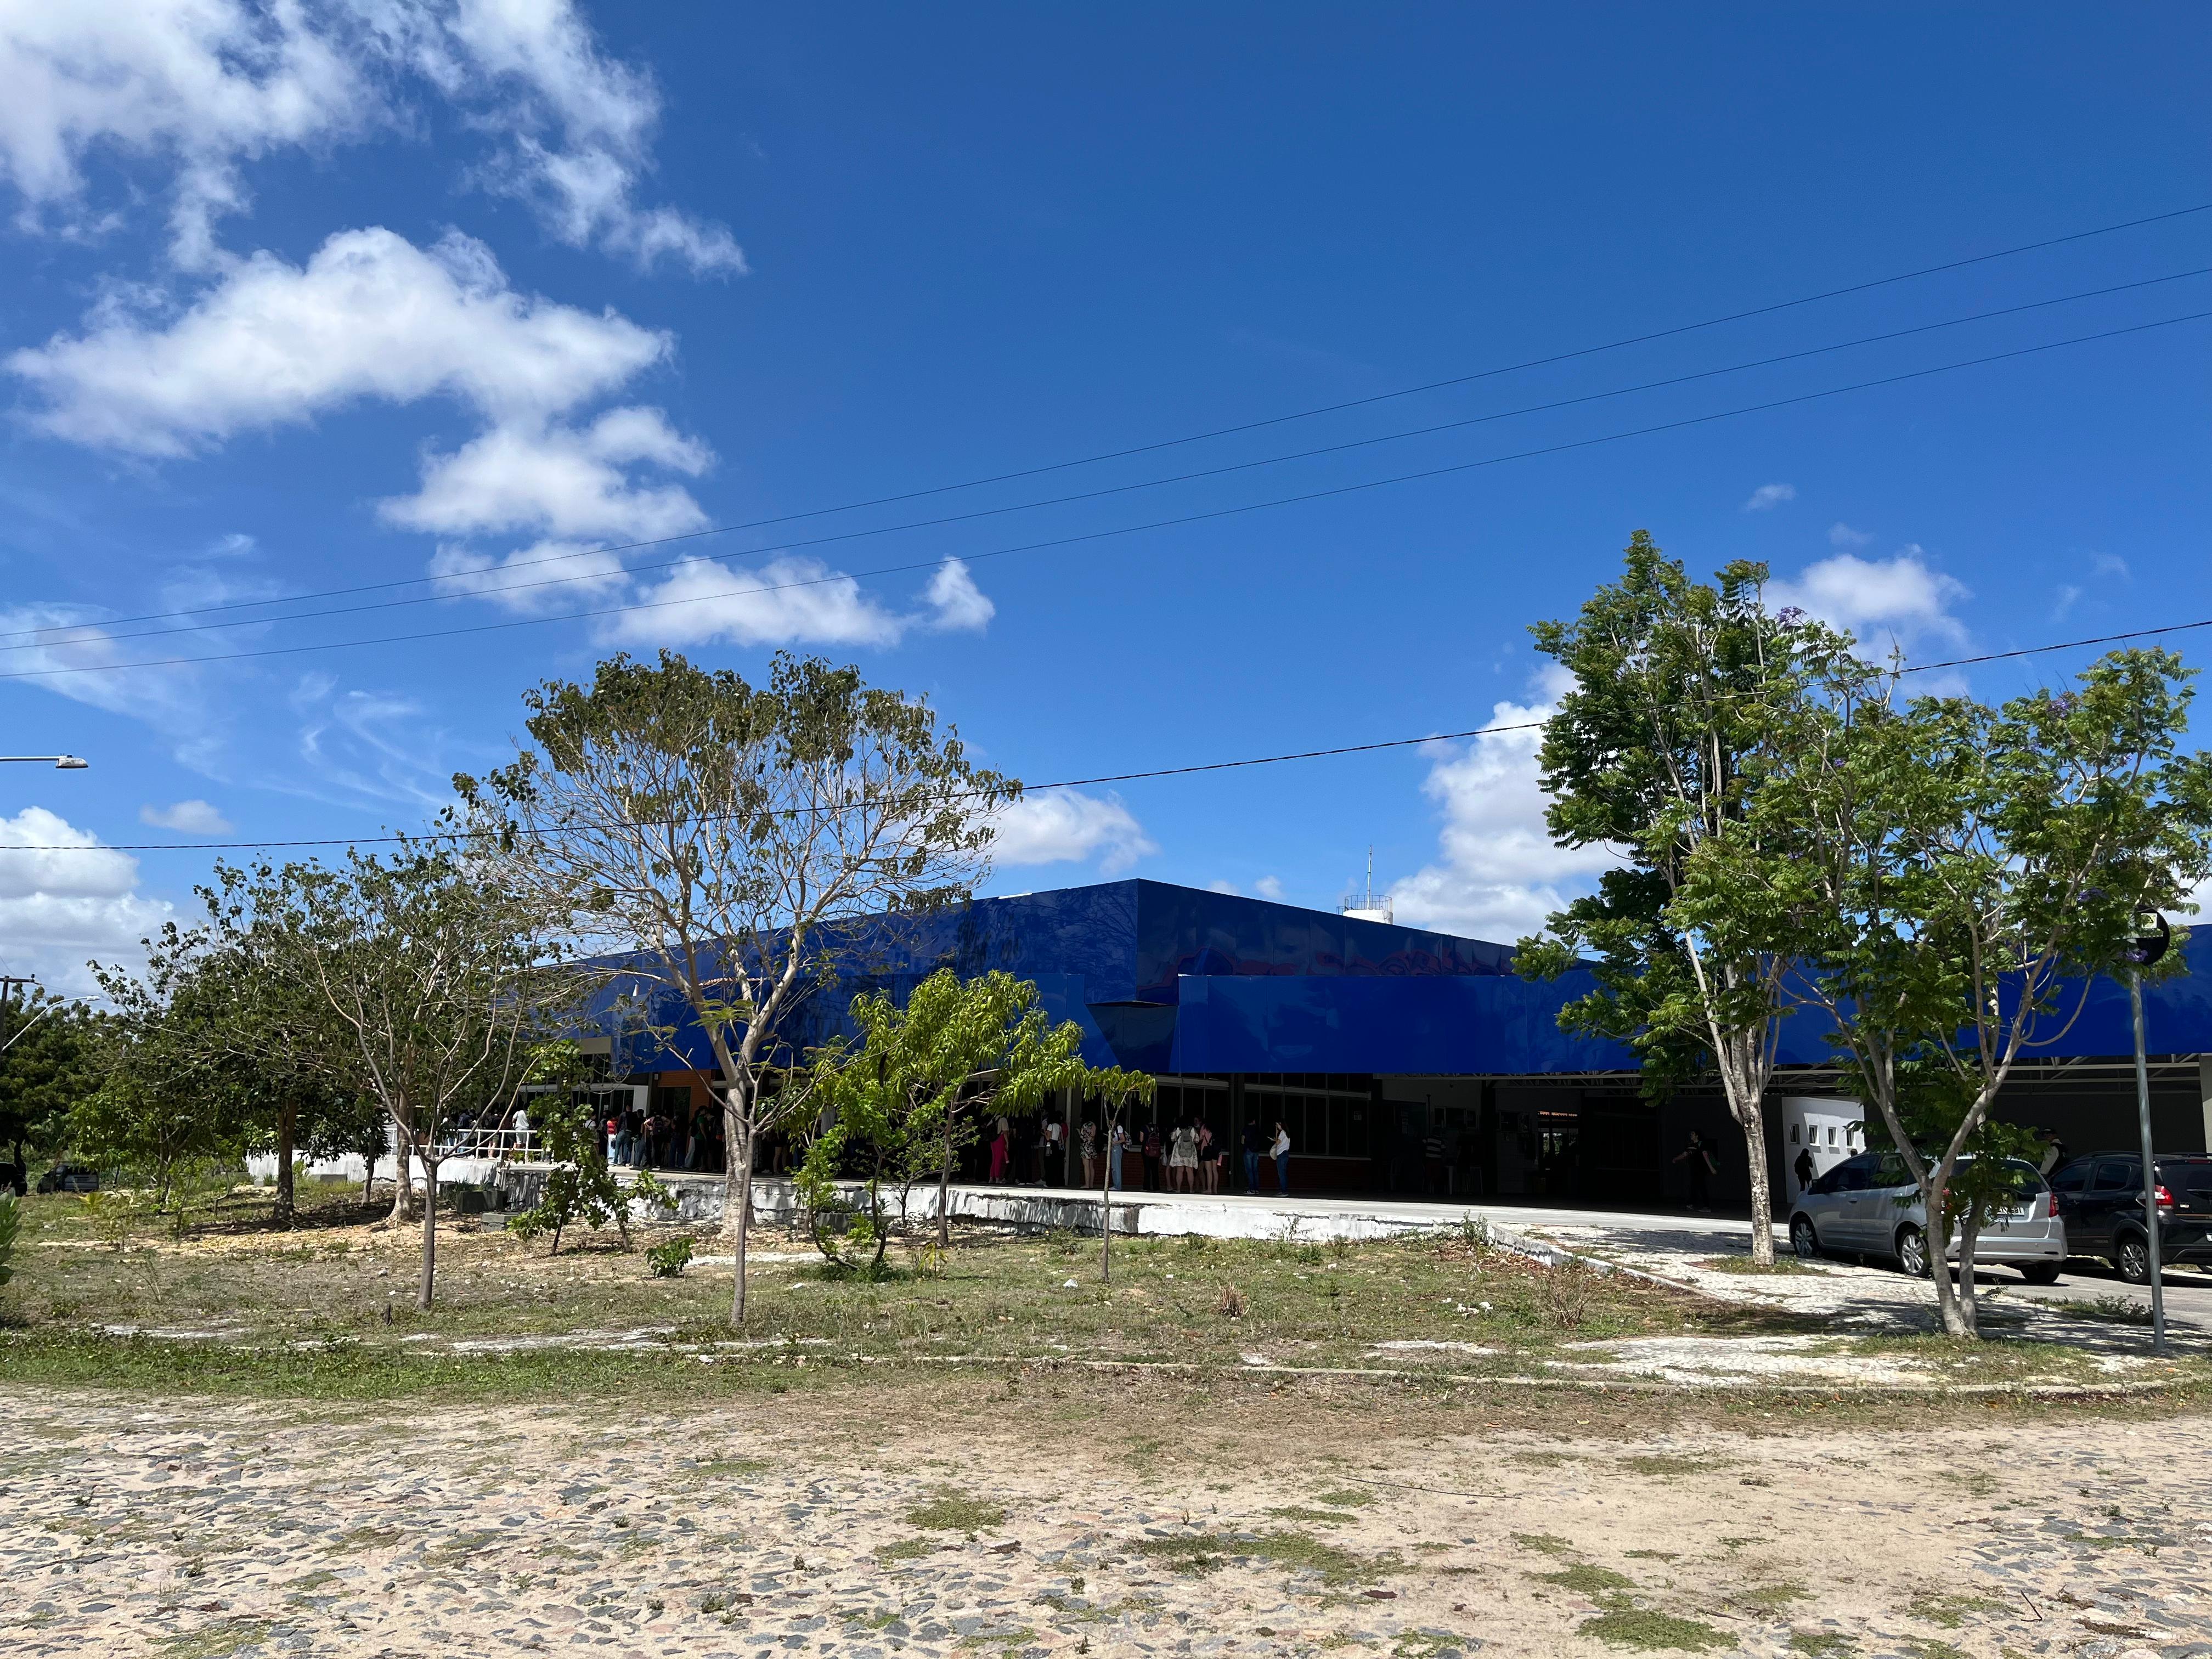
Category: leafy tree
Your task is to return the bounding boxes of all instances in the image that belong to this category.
[0,986,95,1193]
[508,1092,675,1254]
[795,970,1094,1272]
[1687,644,2212,1335]
[237,843,581,1307]
[456,650,1015,1324]
[85,927,256,1216]
[1515,533,1812,1262]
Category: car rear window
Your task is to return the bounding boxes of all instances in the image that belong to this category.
[2092,1159,2136,1192]
[2163,1166,2212,1198]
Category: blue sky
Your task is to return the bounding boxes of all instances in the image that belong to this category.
[2,3,2208,992]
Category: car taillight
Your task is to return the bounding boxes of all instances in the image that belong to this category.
[2047,1190,2062,1216]
[2155,1184,2174,1209]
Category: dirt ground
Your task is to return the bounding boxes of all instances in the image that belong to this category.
[4,1376,2207,1659]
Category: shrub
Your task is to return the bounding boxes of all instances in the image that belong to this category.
[0,1195,18,1288]
[645,1235,696,1278]
[1215,1283,1246,1318]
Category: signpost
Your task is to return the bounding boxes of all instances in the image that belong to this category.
[2126,911,2170,1355]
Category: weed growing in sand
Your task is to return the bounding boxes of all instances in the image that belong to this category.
[1511,1533,1575,1555]
[1314,1488,1375,1508]
[1578,1598,1730,1651]
[905,1489,1006,1534]
[1734,1582,1810,1612]
[1787,1634,1854,1656]
[1135,1530,1390,1587]
[1907,1594,2006,1629]
[1536,1564,1636,1594]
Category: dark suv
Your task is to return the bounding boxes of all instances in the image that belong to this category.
[2047,1153,2212,1283]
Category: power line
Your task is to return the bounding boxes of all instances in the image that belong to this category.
[10,201,2209,647]
[6,306,2207,687]
[18,608,2212,857]
[13,264,2204,657]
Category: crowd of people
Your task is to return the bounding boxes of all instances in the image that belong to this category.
[973,1113,1297,1195]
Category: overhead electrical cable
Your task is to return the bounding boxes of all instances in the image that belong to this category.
[9,200,2209,647]
[24,607,2212,857]
[10,266,2205,657]
[6,306,2208,688]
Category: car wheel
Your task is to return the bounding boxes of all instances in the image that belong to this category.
[1897,1224,1932,1278]
[2018,1263,2061,1285]
[1790,1215,1822,1260]
[2117,1234,2153,1285]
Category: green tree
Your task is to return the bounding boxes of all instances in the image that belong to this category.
[0,986,95,1192]
[241,843,581,1308]
[795,970,1096,1271]
[1687,644,2212,1335]
[1084,1068,1158,1283]
[1514,533,1812,1262]
[456,650,1015,1324]
[508,1091,676,1255]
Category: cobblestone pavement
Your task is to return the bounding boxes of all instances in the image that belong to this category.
[5,1386,2211,1658]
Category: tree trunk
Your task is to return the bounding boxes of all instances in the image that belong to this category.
[727,1112,755,1327]
[936,1111,955,1250]
[1718,1035,1775,1266]
[1733,1092,1775,1266]
[1098,1109,1117,1283]
[417,1152,439,1310]
[273,1098,298,1228]
[388,1120,416,1224]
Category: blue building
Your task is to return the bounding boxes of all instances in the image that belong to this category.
[606,878,2212,1207]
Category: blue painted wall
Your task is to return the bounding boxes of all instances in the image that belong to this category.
[596,879,2212,1080]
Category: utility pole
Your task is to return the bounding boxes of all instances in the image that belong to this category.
[2126,912,2171,1356]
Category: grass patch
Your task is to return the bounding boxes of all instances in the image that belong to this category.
[1696,1256,1822,1275]
[1313,1488,1375,1508]
[873,1538,936,1562]
[1787,1634,1854,1656]
[1536,1564,1636,1594]
[1899,1642,1968,1659]
[1734,1581,1810,1612]
[905,1489,1006,1533]
[1269,1505,1358,1525]
[1134,1530,1390,1587]
[1578,1598,1731,1652]
[1511,1532,1576,1555]
[2057,1295,2154,1326]
[1907,1594,2005,1628]
[1618,1454,1719,1476]
[160,1622,274,1659]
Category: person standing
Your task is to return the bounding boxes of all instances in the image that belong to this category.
[1792,1143,1816,1199]
[1674,1131,1716,1211]
[1195,1120,1217,1194]
[1109,1121,1127,1190]
[1079,1118,1099,1188]
[1169,1119,1199,1193]
[1141,1121,1164,1190]
[1271,1121,1292,1195]
[988,1118,1011,1184]
[1043,1115,1065,1186]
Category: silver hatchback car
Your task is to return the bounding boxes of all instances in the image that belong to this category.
[1788,1152,2066,1283]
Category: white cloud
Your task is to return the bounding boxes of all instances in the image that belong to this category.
[138,798,232,834]
[1206,878,1240,895]
[8,228,672,454]
[1768,548,1970,651]
[1742,482,1795,512]
[2053,583,2083,622]
[290,681,461,809]
[1828,522,1873,548]
[387,407,710,539]
[0,0,741,273]
[1254,875,1284,901]
[986,792,1158,876]
[923,558,995,631]
[594,556,997,650]
[2091,551,2131,580]
[1390,671,1621,944]
[0,806,175,996]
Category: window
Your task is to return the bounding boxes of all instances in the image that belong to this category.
[1814,1153,1878,1195]
[1789,1125,1799,1145]
[1825,1126,1837,1146]
[2050,1164,2090,1195]
[2091,1159,2136,1193]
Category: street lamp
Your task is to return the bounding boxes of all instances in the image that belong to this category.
[0,755,88,768]
[2125,911,2171,1355]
